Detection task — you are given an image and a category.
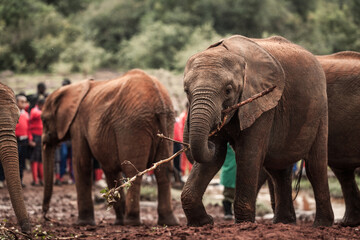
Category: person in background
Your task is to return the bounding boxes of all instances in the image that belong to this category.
[29,97,45,186]
[15,94,35,187]
[220,143,237,220]
[55,78,73,185]
[179,104,192,176]
[27,82,48,114]
[0,94,34,189]
[62,78,71,86]
[172,110,184,188]
[93,158,106,189]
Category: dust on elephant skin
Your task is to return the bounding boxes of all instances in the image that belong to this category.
[317,51,360,227]
[181,35,334,227]
[41,69,178,226]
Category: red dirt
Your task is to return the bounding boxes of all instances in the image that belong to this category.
[1,171,359,239]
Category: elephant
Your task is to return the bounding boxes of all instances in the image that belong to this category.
[0,83,31,233]
[180,35,334,227]
[262,51,360,227]
[316,51,360,226]
[42,69,178,226]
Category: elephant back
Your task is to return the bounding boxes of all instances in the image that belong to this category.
[86,69,174,134]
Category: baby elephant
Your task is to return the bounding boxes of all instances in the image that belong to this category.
[42,69,178,226]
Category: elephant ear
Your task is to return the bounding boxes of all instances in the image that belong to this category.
[49,80,91,140]
[223,35,285,130]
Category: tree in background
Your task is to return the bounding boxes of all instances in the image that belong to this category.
[0,0,360,73]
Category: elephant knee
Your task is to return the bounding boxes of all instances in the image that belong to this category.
[181,188,198,209]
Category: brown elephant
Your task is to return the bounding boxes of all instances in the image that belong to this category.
[316,51,360,226]
[42,69,178,226]
[181,35,334,227]
[0,83,31,233]
[258,51,360,227]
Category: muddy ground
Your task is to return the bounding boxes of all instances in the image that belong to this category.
[1,171,359,240]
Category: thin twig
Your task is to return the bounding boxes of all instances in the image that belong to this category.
[209,86,276,137]
[209,115,229,137]
[103,136,189,205]
[157,133,190,148]
[43,214,59,224]
[121,160,140,173]
[0,226,32,239]
[222,86,276,114]
[102,86,276,205]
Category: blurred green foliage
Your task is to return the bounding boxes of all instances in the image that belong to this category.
[1,0,360,73]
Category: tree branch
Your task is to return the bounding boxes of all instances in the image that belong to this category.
[102,134,189,205]
[102,86,276,205]
[209,86,276,137]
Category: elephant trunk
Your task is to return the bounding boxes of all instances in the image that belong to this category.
[189,94,221,163]
[0,121,31,233]
[42,141,55,216]
[183,113,195,164]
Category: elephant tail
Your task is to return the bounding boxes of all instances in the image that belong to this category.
[292,159,305,201]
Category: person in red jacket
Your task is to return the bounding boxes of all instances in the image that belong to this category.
[178,108,193,176]
[15,94,35,187]
[0,94,35,189]
[29,97,45,186]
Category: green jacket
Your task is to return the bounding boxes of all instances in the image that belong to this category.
[220,143,236,188]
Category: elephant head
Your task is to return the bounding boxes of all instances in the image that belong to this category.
[42,80,91,214]
[0,83,31,233]
[183,35,285,163]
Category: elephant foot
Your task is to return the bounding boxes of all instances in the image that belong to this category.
[273,213,296,224]
[313,215,334,227]
[77,218,96,226]
[124,216,141,226]
[187,214,213,227]
[235,218,255,224]
[340,211,360,227]
[158,213,179,226]
[19,219,31,234]
[114,218,124,225]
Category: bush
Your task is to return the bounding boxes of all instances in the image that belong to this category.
[0,0,79,72]
[118,21,191,70]
[295,0,360,54]
[173,23,222,72]
[51,38,111,74]
[80,0,146,53]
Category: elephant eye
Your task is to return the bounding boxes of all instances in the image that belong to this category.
[184,88,190,96]
[225,85,232,95]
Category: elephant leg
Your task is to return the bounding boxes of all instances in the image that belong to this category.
[233,111,273,223]
[123,176,142,225]
[154,162,179,226]
[266,166,296,224]
[104,171,125,225]
[71,137,95,226]
[331,166,360,227]
[181,159,225,226]
[304,120,334,227]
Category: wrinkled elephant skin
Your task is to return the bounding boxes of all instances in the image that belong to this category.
[181,35,334,227]
[0,83,31,233]
[317,52,360,226]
